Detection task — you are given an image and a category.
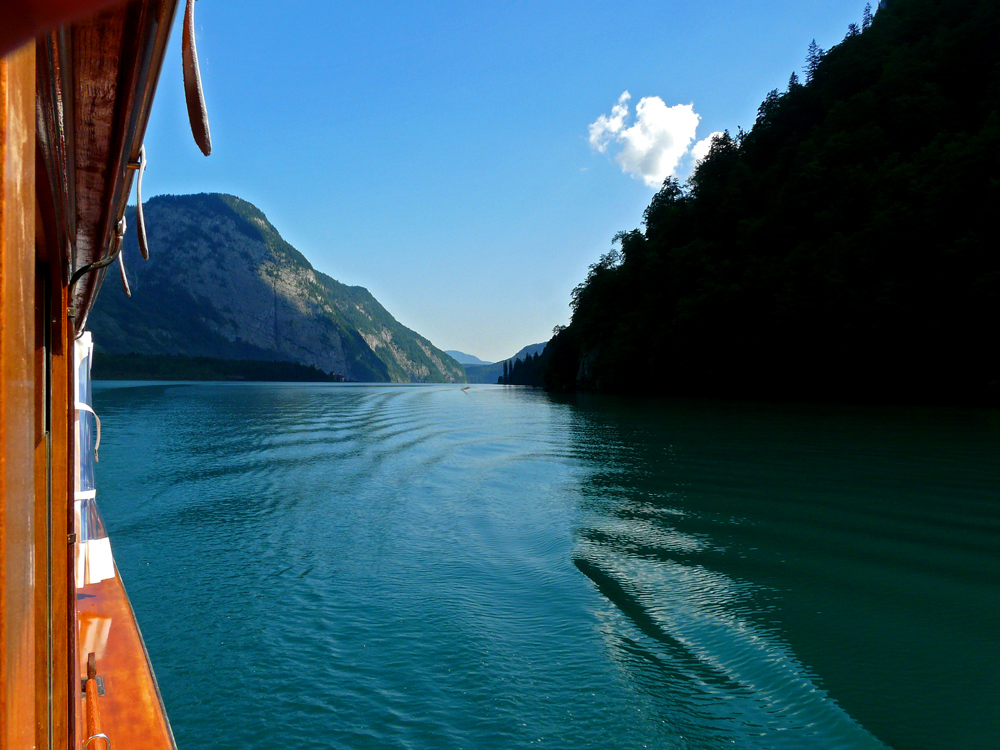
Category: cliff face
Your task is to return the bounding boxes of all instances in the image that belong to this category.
[88,193,466,383]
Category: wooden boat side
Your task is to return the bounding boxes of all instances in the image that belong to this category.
[78,567,176,749]
[2,2,184,747]
[1,41,38,750]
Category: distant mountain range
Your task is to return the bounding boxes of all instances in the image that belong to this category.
[88,194,466,383]
[463,342,548,384]
[444,350,490,366]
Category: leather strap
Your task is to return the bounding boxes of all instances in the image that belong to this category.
[134,145,150,260]
[183,0,212,156]
[117,252,131,297]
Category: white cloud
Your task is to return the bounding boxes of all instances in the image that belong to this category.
[692,131,724,162]
[588,92,709,187]
[588,91,631,153]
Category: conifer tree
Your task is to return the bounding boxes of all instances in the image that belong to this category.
[788,71,801,90]
[806,40,824,83]
[544,0,1000,403]
[757,89,782,127]
[862,3,874,30]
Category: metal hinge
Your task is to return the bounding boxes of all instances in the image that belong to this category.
[81,676,105,696]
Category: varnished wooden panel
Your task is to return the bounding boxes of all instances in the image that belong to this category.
[65,0,181,327]
[76,570,177,749]
[32,393,47,747]
[30,258,75,749]
[32,141,75,749]
[72,5,128,296]
[51,273,74,750]
[0,41,37,750]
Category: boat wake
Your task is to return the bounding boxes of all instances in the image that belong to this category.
[573,513,888,749]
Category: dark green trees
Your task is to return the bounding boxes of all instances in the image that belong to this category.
[546,0,1000,405]
[805,40,824,82]
[500,350,549,386]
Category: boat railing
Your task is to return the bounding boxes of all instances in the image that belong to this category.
[84,652,110,749]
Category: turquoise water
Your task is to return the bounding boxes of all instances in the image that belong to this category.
[93,383,1000,749]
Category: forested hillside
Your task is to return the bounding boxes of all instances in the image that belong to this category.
[464,342,548,384]
[546,0,999,404]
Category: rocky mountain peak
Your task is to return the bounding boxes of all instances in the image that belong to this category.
[89,193,466,383]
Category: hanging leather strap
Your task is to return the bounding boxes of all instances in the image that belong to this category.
[183,0,212,156]
[133,145,150,260]
[112,216,130,297]
[117,252,131,297]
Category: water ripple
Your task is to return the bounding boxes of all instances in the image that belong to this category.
[92,384,1000,750]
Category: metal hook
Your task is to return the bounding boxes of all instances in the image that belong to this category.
[126,145,149,260]
[69,217,128,292]
[84,733,110,750]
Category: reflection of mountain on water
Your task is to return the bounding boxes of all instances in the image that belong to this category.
[565,398,999,749]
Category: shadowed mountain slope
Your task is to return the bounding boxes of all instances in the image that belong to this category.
[89,193,466,383]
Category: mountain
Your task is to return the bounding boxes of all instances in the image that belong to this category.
[464,342,548,384]
[509,342,547,361]
[546,0,1000,404]
[88,194,466,383]
[445,350,489,366]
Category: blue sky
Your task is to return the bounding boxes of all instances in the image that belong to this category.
[142,1,871,362]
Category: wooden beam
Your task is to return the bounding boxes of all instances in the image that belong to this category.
[52,265,74,750]
[33,166,75,750]
[32,261,49,750]
[0,40,37,750]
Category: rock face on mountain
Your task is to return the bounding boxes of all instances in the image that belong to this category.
[88,194,466,383]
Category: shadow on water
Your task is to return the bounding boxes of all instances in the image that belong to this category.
[562,395,1000,750]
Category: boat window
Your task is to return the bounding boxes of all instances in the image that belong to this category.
[74,332,115,587]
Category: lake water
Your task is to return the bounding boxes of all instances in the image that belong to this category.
[92,383,1000,750]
